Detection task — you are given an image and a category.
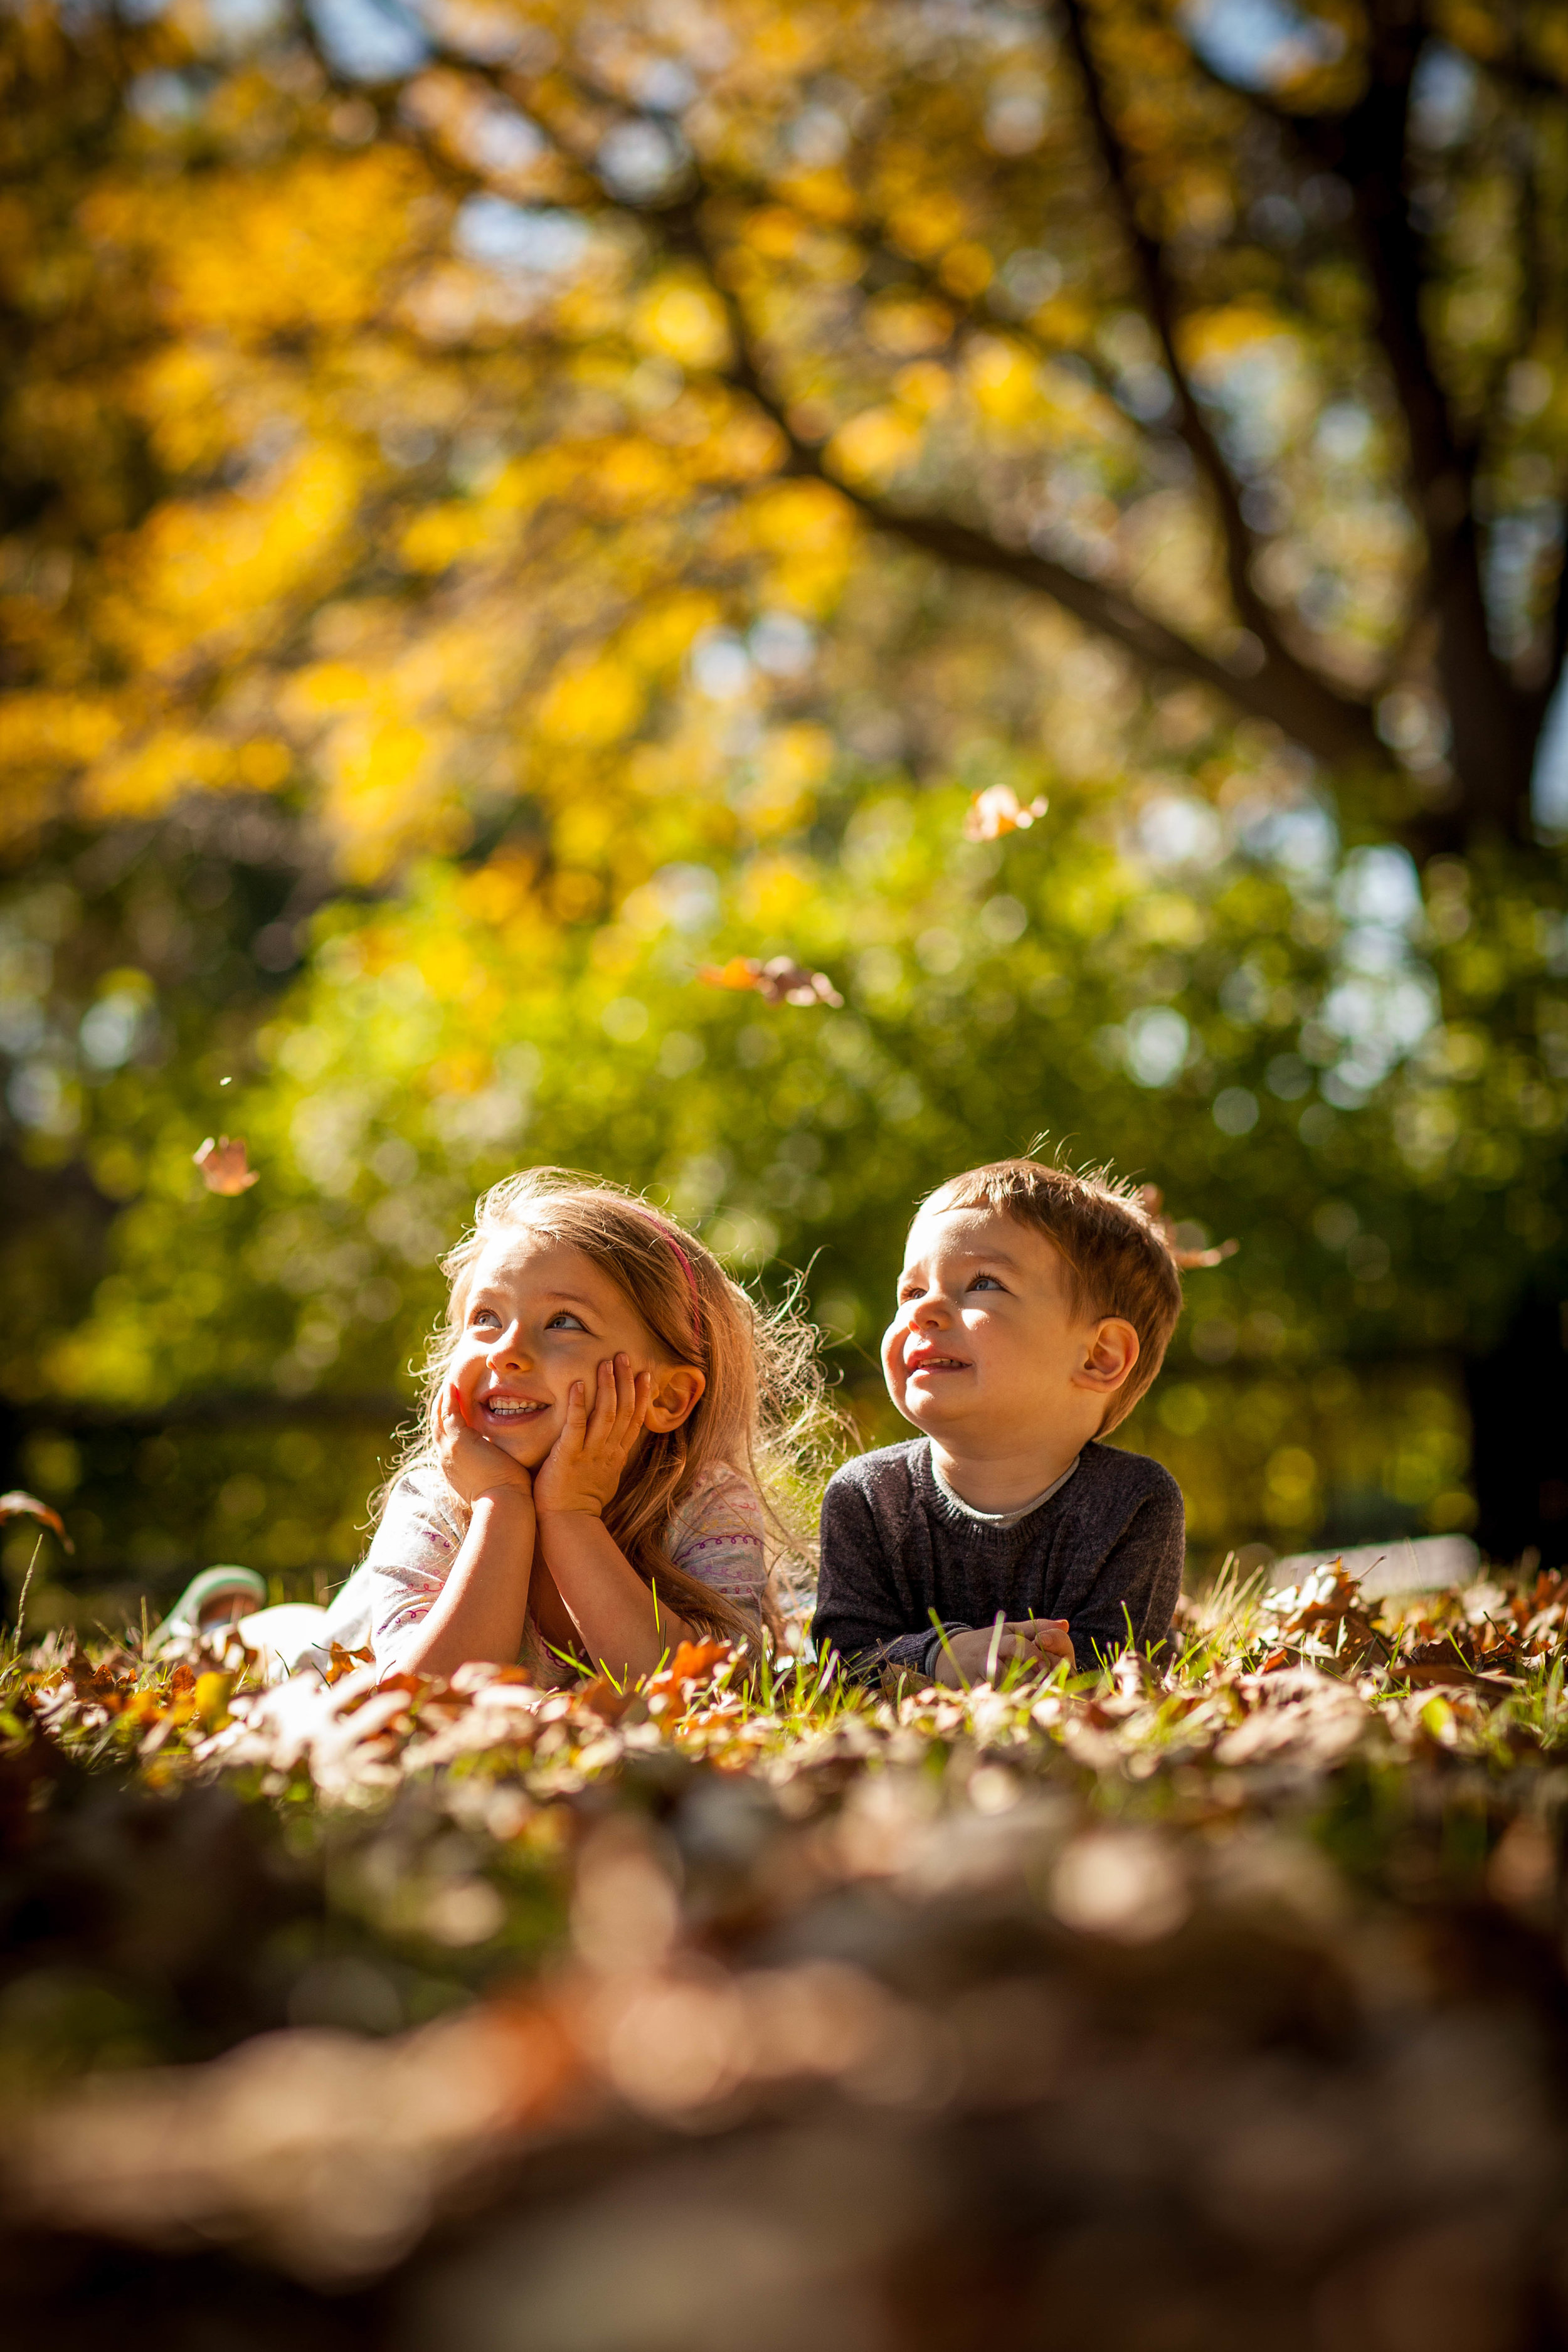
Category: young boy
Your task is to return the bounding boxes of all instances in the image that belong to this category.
[814,1157,1185,1684]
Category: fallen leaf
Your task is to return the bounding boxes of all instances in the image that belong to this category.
[194,1135,260,1194]
[1137,1184,1238,1271]
[697,955,842,1007]
[0,1491,73,1552]
[660,1640,732,1688]
[322,1641,377,1685]
[963,783,1047,840]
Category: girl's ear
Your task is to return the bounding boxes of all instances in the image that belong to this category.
[645,1365,706,1430]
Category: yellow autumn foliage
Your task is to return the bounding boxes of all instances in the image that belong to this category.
[536,657,647,748]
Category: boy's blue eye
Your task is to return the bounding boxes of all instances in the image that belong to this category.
[969,1274,1003,1291]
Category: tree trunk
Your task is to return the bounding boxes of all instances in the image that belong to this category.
[1434,516,1543,846]
[1464,1290,1568,1570]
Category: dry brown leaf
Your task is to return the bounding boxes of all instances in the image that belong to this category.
[963,783,1047,840]
[697,955,843,1007]
[1137,1185,1239,1271]
[194,1135,260,1194]
[0,1490,73,1552]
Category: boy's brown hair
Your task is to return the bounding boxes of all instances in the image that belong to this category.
[920,1157,1183,1433]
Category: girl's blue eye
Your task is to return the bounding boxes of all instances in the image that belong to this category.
[970,1274,1003,1291]
[546,1311,587,1332]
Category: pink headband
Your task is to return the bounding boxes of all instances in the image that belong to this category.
[634,1207,704,1353]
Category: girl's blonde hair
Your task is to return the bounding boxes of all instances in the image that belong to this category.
[396,1167,830,1656]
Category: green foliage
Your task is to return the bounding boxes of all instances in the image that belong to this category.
[8,754,1561,1599]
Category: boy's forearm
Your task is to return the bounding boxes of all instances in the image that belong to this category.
[383,1490,536,1678]
[814,1613,938,1681]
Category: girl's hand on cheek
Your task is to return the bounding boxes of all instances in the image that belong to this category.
[437,1382,535,1508]
[534,1352,650,1518]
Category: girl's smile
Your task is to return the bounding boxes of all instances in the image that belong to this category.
[474,1391,551,1424]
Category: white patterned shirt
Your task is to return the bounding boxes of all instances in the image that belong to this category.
[322,1461,768,1665]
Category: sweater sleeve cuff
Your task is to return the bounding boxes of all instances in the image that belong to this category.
[922,1622,968,1678]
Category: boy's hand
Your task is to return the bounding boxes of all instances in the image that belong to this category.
[437,1384,535,1509]
[932,1618,1074,1687]
[534,1352,650,1520]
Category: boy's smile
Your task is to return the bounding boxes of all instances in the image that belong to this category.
[883,1204,1141,1512]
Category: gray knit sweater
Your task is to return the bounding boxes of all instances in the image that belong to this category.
[813,1436,1185,1680]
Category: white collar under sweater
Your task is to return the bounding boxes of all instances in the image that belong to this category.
[930,1448,1080,1528]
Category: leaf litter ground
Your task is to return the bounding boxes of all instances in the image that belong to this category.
[6,1561,1568,2351]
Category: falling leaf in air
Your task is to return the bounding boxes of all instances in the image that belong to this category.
[963,784,1048,841]
[1138,1184,1238,1271]
[698,955,843,1008]
[194,1135,260,1194]
[0,1490,74,1552]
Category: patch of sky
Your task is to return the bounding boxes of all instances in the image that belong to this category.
[1532,663,1568,839]
[995,250,1062,315]
[307,0,428,83]
[1315,847,1437,1099]
[128,72,201,129]
[1319,968,1439,1099]
[207,0,287,46]
[1135,793,1227,872]
[1315,403,1374,466]
[1124,1005,1191,1088]
[1410,43,1477,148]
[690,628,753,700]
[1179,0,1345,92]
[7,1061,76,1137]
[464,101,547,177]
[749,612,815,677]
[1236,796,1338,881]
[789,105,850,165]
[79,992,146,1071]
[1335,844,1421,931]
[1486,509,1564,661]
[597,119,688,203]
[1204,345,1296,475]
[650,864,721,933]
[455,199,590,277]
[634,58,698,114]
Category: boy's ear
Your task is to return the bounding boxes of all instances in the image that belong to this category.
[645,1365,706,1430]
[1073,1318,1140,1394]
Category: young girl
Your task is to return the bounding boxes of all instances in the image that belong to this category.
[158,1169,822,1682]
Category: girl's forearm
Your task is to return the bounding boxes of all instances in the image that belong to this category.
[384,1490,536,1678]
[535,1512,688,1681]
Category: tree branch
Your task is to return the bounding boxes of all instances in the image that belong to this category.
[674,198,1383,768]
[293,4,1389,779]
[1058,0,1273,640]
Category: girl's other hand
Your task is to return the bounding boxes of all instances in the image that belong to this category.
[534,1352,650,1519]
[437,1382,535,1508]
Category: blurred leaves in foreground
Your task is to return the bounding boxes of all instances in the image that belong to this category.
[2,0,1567,1608]
[8,1568,1568,2347]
